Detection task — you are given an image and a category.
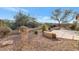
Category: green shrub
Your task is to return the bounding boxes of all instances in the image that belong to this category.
[41,24,49,32]
[34,30,38,35]
[0,20,6,27]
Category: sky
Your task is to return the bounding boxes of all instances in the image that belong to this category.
[0,7,79,23]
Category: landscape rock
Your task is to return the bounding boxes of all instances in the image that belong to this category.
[0,40,13,47]
[43,31,56,39]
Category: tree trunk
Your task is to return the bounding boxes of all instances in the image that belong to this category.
[58,21,61,29]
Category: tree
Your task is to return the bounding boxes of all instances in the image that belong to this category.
[51,9,76,28]
[14,11,37,28]
[14,11,29,28]
[27,20,40,28]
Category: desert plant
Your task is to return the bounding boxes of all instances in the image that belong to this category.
[18,26,28,33]
[34,30,38,35]
[14,12,29,27]
[14,11,36,28]
[0,20,6,27]
[4,20,16,30]
[0,26,12,38]
[51,9,76,28]
[27,20,40,28]
[41,24,49,35]
[69,21,79,31]
[41,24,49,32]
[69,24,76,30]
[75,24,79,31]
[75,21,79,31]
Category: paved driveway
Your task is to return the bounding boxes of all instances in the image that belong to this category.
[52,30,79,40]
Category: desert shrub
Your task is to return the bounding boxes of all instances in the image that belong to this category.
[34,30,38,35]
[0,26,12,37]
[75,21,79,31]
[0,20,6,27]
[18,26,28,33]
[75,27,79,31]
[48,27,52,31]
[41,24,49,36]
[27,21,40,28]
[69,24,79,31]
[41,24,49,32]
[68,21,78,30]
[69,21,79,31]
[69,24,76,30]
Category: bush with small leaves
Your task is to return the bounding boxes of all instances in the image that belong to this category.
[41,24,49,32]
[34,30,38,35]
[41,24,49,35]
[18,26,28,32]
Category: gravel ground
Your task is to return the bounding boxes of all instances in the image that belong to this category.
[22,31,79,51]
[52,30,79,40]
[0,30,79,51]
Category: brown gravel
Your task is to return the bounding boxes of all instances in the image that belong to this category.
[0,31,79,51]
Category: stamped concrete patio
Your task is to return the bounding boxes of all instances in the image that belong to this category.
[51,30,79,40]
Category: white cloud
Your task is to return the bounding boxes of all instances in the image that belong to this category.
[1,7,28,13]
[42,16,50,20]
[3,8,18,12]
[17,8,28,13]
[37,16,57,23]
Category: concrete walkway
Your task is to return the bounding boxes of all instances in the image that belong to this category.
[51,30,79,40]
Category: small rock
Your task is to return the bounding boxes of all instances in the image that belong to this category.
[0,40,13,47]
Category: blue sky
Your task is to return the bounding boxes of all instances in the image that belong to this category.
[0,7,79,23]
